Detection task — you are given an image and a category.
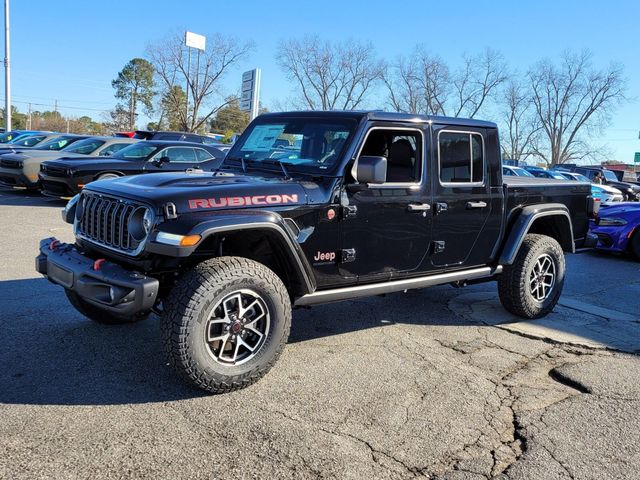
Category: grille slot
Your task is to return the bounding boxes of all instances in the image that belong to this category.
[0,159,21,169]
[77,192,146,254]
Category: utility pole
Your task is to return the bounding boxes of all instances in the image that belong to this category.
[4,0,11,131]
[54,99,58,113]
[27,102,31,129]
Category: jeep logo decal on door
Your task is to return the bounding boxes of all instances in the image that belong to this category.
[313,251,336,263]
[188,194,299,209]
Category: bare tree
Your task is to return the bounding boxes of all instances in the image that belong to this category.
[451,49,508,118]
[277,36,383,110]
[528,50,626,165]
[499,79,541,161]
[382,49,449,115]
[383,47,507,118]
[147,33,253,132]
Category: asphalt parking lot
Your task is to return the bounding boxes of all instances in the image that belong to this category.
[1,189,639,480]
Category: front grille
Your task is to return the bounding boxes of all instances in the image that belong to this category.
[0,159,21,169]
[41,164,68,177]
[595,233,613,247]
[76,192,146,255]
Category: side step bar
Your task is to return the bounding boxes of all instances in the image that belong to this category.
[295,266,503,307]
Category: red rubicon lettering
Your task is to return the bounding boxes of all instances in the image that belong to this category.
[188,199,209,209]
[188,194,299,209]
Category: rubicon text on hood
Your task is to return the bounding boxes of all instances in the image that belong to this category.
[188,194,299,209]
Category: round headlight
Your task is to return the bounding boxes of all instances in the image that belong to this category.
[128,207,153,242]
[67,168,77,176]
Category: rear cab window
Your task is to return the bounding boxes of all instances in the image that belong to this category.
[438,131,484,185]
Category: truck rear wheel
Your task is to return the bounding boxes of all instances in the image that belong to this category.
[161,256,291,394]
[65,289,150,324]
[498,234,565,319]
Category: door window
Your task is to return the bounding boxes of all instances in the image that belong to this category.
[194,148,214,162]
[438,131,484,184]
[357,129,423,184]
[157,147,197,163]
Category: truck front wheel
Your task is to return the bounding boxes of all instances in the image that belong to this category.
[498,234,566,319]
[161,257,291,394]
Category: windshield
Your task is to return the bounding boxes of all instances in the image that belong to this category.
[573,173,591,182]
[34,136,78,151]
[602,170,618,182]
[228,118,357,173]
[0,131,20,143]
[61,138,105,154]
[10,134,45,146]
[549,172,567,179]
[513,167,534,177]
[111,143,158,160]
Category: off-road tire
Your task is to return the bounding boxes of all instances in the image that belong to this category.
[498,234,565,319]
[630,230,640,260]
[161,256,291,394]
[65,289,150,324]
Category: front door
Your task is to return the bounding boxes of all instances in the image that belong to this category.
[430,126,494,268]
[340,126,432,282]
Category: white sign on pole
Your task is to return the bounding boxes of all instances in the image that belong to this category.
[239,68,261,120]
[185,31,206,51]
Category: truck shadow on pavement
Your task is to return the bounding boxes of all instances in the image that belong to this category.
[0,277,637,406]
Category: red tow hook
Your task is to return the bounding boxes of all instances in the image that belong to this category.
[93,259,107,271]
[49,240,60,251]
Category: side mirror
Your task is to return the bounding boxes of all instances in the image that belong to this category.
[154,156,170,167]
[355,155,387,184]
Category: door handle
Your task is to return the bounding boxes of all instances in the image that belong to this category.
[407,203,431,212]
[466,201,487,209]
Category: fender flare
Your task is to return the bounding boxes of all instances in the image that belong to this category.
[499,203,574,265]
[148,210,316,294]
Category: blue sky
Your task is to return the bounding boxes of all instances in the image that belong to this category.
[3,0,639,161]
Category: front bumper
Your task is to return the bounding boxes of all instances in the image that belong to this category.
[36,237,159,316]
[39,172,85,199]
[0,166,38,189]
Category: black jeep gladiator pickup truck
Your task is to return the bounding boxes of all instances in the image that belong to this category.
[36,111,598,393]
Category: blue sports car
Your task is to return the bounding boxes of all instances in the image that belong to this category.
[590,203,640,259]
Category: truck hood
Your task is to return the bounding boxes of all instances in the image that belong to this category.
[47,156,131,169]
[598,202,640,216]
[86,171,309,213]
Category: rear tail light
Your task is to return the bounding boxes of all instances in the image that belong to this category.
[587,196,600,218]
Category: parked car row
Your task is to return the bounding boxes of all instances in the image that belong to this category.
[0,130,228,198]
[504,163,640,203]
[502,162,640,260]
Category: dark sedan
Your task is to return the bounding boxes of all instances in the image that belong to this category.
[39,140,226,198]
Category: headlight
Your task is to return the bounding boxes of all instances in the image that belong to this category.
[155,231,201,247]
[598,217,628,226]
[128,207,153,242]
[66,168,77,176]
[61,194,80,224]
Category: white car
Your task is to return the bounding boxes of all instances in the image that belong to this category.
[559,171,623,202]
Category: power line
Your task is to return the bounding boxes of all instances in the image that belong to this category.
[0,98,108,112]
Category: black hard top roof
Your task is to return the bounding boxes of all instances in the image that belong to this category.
[258,110,497,129]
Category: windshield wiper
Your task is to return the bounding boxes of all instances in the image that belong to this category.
[263,159,291,180]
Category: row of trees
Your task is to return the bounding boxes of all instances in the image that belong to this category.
[1,106,107,135]
[278,38,627,166]
[102,33,626,164]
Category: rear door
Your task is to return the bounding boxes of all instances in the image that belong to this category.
[430,125,501,268]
